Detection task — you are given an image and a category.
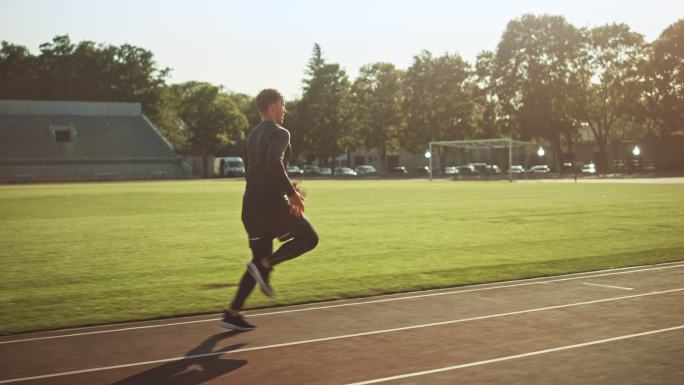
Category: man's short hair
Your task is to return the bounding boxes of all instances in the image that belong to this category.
[256,88,284,114]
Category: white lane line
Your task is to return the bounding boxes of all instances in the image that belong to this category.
[583,282,634,291]
[1,287,682,384]
[2,261,683,345]
[346,324,684,385]
[0,318,224,345]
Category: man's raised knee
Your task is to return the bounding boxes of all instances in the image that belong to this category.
[307,231,319,251]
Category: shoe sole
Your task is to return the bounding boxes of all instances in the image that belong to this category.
[248,262,274,298]
[219,320,255,331]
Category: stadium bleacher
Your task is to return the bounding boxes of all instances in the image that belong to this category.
[0,100,192,182]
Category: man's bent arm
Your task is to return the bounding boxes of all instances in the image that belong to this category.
[266,128,296,197]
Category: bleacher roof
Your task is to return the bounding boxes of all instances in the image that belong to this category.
[0,100,141,116]
[0,100,175,161]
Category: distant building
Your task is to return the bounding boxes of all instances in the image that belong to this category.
[0,100,192,182]
[574,123,684,172]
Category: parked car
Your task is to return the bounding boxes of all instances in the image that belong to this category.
[355,165,377,176]
[389,166,408,174]
[303,165,320,175]
[612,160,628,173]
[415,166,430,175]
[508,165,525,174]
[470,163,488,174]
[642,162,656,173]
[457,165,476,175]
[444,166,459,176]
[334,167,357,176]
[581,163,597,174]
[287,165,304,177]
[216,156,245,177]
[528,165,551,173]
[485,165,501,174]
[318,167,332,175]
[561,162,579,174]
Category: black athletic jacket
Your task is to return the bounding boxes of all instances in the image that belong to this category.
[242,121,296,209]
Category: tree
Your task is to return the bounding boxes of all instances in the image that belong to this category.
[473,50,506,139]
[645,19,684,137]
[227,92,261,129]
[149,85,188,149]
[0,35,169,117]
[298,44,351,167]
[283,98,306,164]
[577,23,647,173]
[494,14,584,165]
[401,50,475,167]
[350,62,403,171]
[173,82,249,178]
[0,42,37,100]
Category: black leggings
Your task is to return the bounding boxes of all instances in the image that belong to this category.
[230,210,318,311]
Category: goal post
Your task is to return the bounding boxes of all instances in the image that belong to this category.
[428,138,536,182]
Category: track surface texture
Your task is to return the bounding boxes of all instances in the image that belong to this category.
[1,261,683,385]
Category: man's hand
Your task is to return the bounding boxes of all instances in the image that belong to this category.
[292,181,307,198]
[288,191,305,217]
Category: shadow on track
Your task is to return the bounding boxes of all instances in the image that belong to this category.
[110,331,248,385]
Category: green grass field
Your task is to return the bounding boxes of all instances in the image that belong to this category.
[1,179,683,335]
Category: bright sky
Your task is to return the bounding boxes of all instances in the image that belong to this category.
[2,0,683,99]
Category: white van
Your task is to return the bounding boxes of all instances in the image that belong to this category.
[215,157,245,177]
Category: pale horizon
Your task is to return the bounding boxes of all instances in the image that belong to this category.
[2,0,683,99]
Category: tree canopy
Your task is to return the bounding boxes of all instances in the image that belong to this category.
[2,17,682,172]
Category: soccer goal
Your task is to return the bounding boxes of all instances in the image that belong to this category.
[428,138,539,181]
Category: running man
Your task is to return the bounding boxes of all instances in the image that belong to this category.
[220,88,319,331]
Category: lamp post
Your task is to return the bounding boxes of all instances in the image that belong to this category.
[537,146,545,164]
[425,148,432,181]
[632,145,640,173]
[534,146,546,179]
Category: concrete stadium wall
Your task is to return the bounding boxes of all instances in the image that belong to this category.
[0,160,193,183]
[182,156,217,178]
[0,100,141,117]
